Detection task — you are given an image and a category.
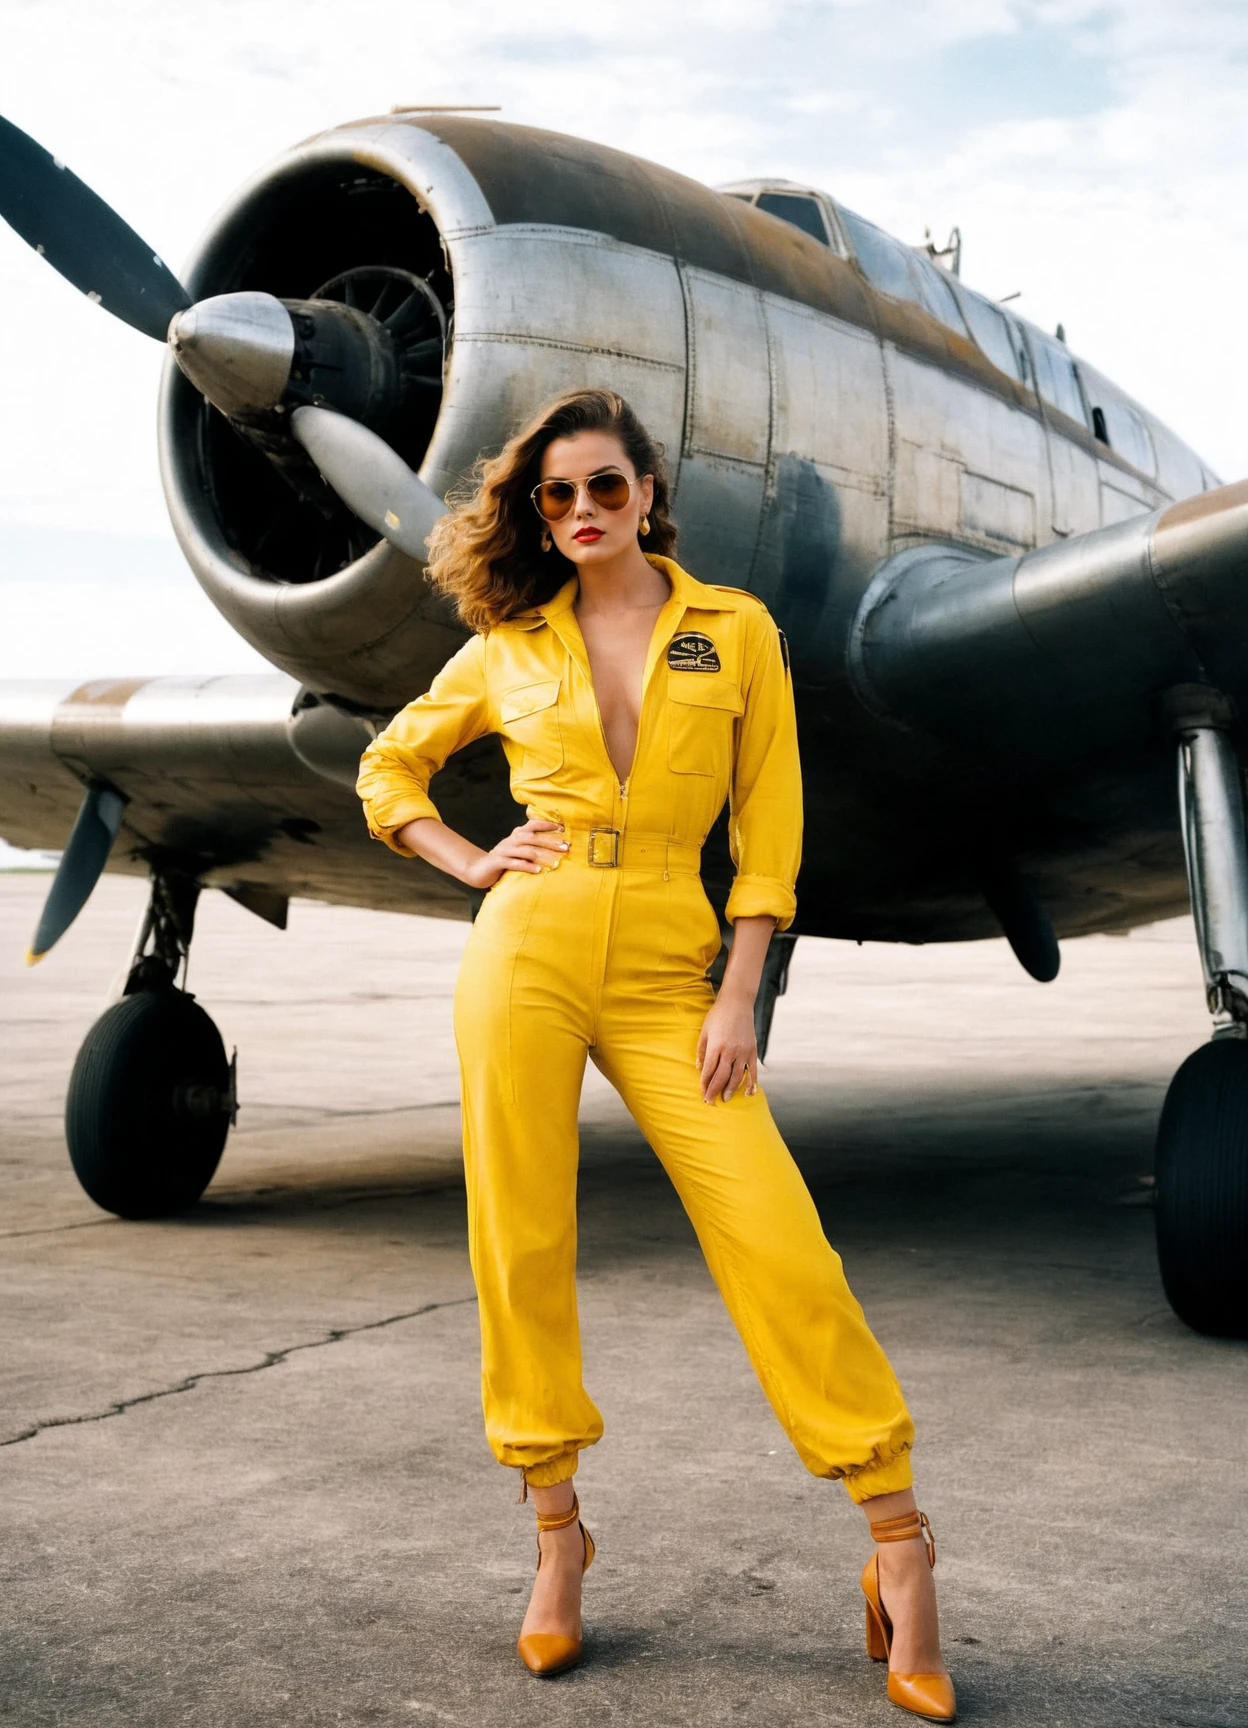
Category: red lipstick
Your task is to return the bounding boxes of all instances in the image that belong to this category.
[573,527,604,542]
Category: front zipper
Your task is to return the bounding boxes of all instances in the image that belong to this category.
[583,671,633,811]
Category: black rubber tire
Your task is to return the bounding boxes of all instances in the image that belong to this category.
[1155,1038,1248,1337]
[65,989,231,1219]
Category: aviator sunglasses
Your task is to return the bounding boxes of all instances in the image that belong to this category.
[530,470,650,522]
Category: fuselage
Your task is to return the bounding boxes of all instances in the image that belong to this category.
[139,118,1230,941]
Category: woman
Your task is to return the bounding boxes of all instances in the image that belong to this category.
[356,388,954,1720]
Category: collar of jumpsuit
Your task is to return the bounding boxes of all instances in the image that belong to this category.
[496,554,761,860]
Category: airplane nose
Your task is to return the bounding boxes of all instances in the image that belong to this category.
[167,290,294,417]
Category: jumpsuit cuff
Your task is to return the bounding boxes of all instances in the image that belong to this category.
[841,1448,914,1505]
[519,1452,581,1490]
[360,793,443,855]
[724,874,797,932]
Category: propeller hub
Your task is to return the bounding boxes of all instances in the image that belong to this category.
[167,291,294,416]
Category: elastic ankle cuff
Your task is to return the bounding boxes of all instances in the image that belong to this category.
[842,1449,914,1505]
[520,1453,580,1490]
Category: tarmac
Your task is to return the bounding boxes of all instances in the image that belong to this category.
[2,871,1246,1728]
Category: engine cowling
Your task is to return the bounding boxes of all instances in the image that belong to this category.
[158,121,494,712]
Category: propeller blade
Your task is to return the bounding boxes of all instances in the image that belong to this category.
[0,113,190,340]
[26,782,127,966]
[289,406,447,561]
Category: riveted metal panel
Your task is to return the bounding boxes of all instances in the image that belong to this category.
[671,267,770,589]
[447,227,685,368]
[1099,457,1159,528]
[680,267,769,466]
[886,346,1047,553]
[1046,426,1102,537]
[960,472,1036,549]
[764,300,887,485]
[745,299,886,681]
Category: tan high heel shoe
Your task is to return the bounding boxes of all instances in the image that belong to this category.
[860,1510,956,1722]
[516,1493,596,1677]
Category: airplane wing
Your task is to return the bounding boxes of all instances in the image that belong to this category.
[0,673,514,934]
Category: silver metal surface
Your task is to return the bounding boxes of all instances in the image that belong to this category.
[0,676,508,925]
[289,407,447,560]
[287,691,378,790]
[166,291,294,417]
[1177,726,1248,1026]
[850,483,1248,771]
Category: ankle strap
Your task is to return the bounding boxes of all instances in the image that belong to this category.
[535,1494,581,1533]
[869,1509,936,1568]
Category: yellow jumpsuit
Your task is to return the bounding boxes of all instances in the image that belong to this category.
[357,556,914,1500]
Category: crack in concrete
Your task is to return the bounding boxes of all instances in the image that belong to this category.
[0,1295,478,1450]
[0,1215,119,1241]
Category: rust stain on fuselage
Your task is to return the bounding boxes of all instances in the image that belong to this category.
[61,678,151,710]
[402,116,1160,490]
[50,679,153,772]
[1158,477,1248,535]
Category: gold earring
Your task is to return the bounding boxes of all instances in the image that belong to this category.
[639,514,651,538]
[540,528,552,553]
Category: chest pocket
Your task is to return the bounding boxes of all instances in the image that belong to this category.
[500,678,563,781]
[667,676,744,777]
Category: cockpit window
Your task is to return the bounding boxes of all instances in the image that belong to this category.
[910,253,968,336]
[1030,334,1088,427]
[838,206,916,303]
[756,192,830,247]
[952,287,1028,384]
[840,206,972,343]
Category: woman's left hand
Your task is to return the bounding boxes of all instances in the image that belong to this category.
[697,993,759,1104]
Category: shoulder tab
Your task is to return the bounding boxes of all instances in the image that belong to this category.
[706,583,768,612]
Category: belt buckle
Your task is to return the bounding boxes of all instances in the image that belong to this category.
[587,827,620,867]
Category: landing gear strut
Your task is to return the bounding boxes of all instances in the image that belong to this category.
[65,869,236,1218]
[1156,695,1248,1335]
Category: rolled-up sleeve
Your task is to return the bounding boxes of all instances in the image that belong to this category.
[356,634,489,854]
[723,612,802,930]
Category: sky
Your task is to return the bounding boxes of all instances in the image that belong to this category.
[0,0,1246,697]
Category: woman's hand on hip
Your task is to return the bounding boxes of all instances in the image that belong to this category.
[697,993,759,1104]
[462,819,570,890]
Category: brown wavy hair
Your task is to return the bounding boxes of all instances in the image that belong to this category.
[425,388,678,632]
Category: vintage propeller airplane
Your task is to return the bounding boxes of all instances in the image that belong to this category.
[1,107,1245,1338]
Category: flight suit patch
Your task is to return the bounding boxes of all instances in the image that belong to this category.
[667,632,721,673]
